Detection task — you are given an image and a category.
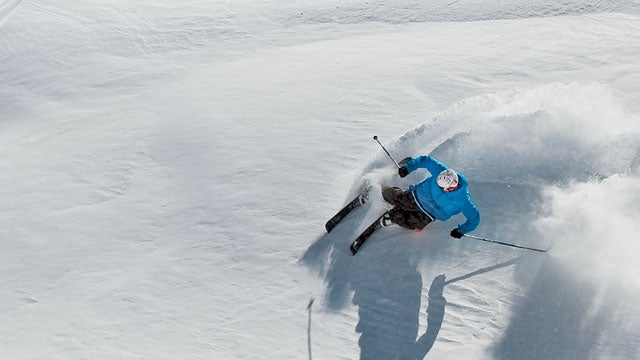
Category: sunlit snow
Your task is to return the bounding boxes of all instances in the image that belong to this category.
[1,0,639,359]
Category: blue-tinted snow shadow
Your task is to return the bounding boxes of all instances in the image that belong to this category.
[493,256,640,360]
[299,167,549,358]
[301,218,525,359]
[410,258,522,359]
[301,211,440,358]
[349,236,434,360]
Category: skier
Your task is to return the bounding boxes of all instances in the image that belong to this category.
[379,155,480,239]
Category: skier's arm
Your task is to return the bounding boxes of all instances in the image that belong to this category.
[403,156,447,176]
[456,199,480,234]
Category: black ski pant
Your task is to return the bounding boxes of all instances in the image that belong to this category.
[382,186,433,230]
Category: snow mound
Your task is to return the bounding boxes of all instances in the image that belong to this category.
[305,82,640,359]
[362,82,640,274]
[278,0,638,25]
[372,82,639,243]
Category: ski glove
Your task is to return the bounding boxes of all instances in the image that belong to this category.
[450,228,464,239]
[398,166,409,178]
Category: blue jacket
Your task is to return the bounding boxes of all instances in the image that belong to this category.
[404,156,480,234]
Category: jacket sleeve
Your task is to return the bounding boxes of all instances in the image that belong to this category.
[457,198,480,234]
[404,156,447,176]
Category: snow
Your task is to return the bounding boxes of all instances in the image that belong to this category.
[1,0,640,358]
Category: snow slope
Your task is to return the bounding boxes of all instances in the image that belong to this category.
[1,0,640,359]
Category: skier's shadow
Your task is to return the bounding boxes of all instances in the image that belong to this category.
[300,208,374,310]
[352,253,520,360]
[301,219,428,358]
[301,223,519,359]
[350,241,426,360]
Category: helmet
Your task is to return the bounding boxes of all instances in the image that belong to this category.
[437,169,459,189]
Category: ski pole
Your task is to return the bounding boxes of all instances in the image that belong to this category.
[462,234,547,253]
[373,135,400,168]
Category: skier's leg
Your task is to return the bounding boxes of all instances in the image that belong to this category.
[381,187,432,230]
[381,186,405,205]
[382,187,423,211]
[386,207,432,230]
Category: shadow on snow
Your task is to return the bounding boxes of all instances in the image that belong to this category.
[493,256,640,360]
[301,216,522,359]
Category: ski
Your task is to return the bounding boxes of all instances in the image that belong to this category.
[325,182,371,233]
[325,157,409,234]
[349,211,388,255]
[348,157,412,253]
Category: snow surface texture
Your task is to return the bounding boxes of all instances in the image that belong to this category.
[1,0,640,359]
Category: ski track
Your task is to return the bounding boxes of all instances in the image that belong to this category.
[0,0,25,27]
